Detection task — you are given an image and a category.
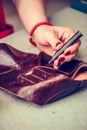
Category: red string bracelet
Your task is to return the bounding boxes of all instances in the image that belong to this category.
[29,21,52,46]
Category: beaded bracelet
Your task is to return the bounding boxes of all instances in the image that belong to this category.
[29,21,52,46]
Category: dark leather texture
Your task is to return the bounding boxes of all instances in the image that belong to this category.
[0,43,87,105]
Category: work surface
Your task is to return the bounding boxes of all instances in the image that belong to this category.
[0,7,87,130]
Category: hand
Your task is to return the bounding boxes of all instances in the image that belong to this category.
[33,25,81,69]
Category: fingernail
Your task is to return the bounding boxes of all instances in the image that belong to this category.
[59,57,65,62]
[56,41,61,47]
[58,57,65,68]
[58,59,61,67]
[65,51,71,55]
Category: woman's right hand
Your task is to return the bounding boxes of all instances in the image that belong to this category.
[33,25,81,69]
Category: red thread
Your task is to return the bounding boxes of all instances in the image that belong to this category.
[29,21,52,46]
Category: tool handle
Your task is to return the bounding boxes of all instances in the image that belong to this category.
[49,31,83,63]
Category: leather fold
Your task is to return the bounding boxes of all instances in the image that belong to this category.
[0,43,87,105]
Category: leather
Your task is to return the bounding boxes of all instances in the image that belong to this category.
[0,43,87,105]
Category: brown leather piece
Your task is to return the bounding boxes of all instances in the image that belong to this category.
[0,43,87,105]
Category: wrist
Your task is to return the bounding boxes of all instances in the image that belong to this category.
[29,21,52,46]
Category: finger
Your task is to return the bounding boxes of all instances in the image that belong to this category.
[53,30,75,51]
[37,42,56,56]
[53,54,65,69]
[64,40,81,55]
[53,50,78,69]
[53,59,60,70]
[46,31,63,50]
[64,50,78,62]
[59,29,75,44]
[61,31,72,43]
